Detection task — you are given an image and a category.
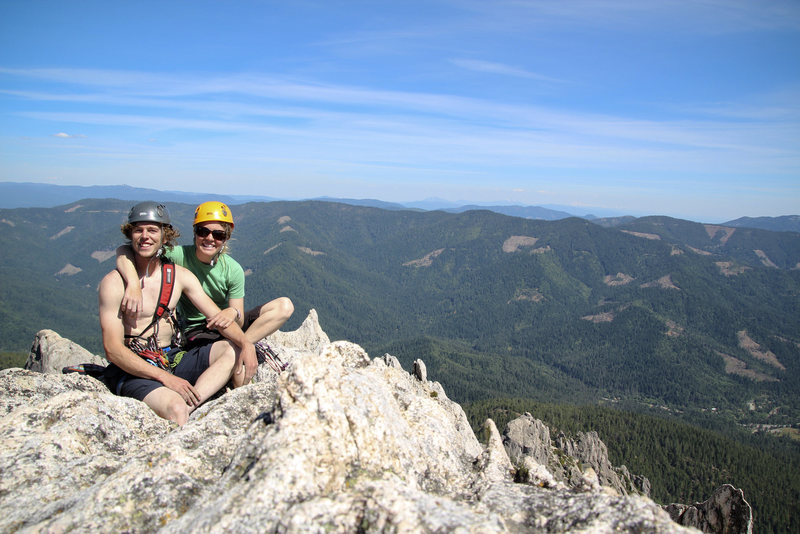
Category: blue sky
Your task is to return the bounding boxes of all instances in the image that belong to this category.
[1,1,798,222]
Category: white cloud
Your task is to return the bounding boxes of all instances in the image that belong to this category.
[449,59,563,83]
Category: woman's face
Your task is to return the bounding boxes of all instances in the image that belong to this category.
[194,221,228,262]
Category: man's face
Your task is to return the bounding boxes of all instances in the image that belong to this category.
[130,222,164,258]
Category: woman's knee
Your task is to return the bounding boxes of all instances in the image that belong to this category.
[261,296,293,320]
[276,296,294,319]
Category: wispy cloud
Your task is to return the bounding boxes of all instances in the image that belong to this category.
[52,132,85,138]
[458,0,800,33]
[4,66,797,178]
[449,59,563,83]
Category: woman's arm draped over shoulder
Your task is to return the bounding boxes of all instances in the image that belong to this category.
[115,244,142,317]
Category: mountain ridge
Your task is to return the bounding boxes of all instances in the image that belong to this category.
[3,181,796,226]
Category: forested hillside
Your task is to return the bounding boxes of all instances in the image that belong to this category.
[464,398,799,534]
[2,199,798,428]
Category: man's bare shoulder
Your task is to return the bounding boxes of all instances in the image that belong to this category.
[173,263,201,289]
[173,263,198,280]
[99,269,124,290]
[98,270,124,310]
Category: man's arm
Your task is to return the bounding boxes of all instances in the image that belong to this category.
[177,266,258,383]
[115,244,143,317]
[98,271,200,406]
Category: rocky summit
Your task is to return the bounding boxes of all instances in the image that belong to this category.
[1,310,751,533]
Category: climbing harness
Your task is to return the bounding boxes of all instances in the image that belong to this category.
[125,259,183,371]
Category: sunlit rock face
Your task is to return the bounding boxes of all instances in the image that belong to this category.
[1,310,745,533]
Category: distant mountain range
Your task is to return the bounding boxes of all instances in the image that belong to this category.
[7,181,796,230]
[0,182,282,210]
[0,182,590,221]
[722,215,800,233]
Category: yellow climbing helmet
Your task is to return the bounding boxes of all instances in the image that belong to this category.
[193,201,234,228]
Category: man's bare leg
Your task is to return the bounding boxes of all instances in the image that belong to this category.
[143,388,192,426]
[192,340,237,399]
[142,343,236,425]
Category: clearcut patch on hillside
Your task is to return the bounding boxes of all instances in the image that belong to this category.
[687,246,712,256]
[620,230,660,240]
[715,261,750,276]
[716,351,779,382]
[704,225,736,244]
[753,250,778,268]
[56,264,81,276]
[264,243,282,255]
[298,246,325,256]
[603,273,634,286]
[582,311,615,323]
[50,226,74,240]
[278,216,296,233]
[1,218,15,227]
[508,288,544,303]
[91,250,115,263]
[502,236,539,253]
[665,320,684,337]
[737,330,785,370]
[640,275,680,290]
[403,248,445,267]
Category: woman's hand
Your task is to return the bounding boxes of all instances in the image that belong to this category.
[121,284,143,317]
[206,307,239,330]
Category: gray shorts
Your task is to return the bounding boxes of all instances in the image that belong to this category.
[103,344,212,401]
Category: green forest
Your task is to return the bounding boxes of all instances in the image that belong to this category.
[464,398,800,534]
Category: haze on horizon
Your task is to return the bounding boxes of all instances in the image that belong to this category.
[1,1,798,224]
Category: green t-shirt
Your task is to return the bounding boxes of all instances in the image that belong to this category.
[165,245,246,329]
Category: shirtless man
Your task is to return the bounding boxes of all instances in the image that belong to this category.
[99,201,257,425]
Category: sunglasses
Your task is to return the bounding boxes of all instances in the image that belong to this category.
[194,227,227,241]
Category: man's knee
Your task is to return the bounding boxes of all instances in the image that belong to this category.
[164,399,191,426]
[146,394,190,426]
[209,340,237,368]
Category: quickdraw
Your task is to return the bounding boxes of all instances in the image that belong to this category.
[138,348,171,371]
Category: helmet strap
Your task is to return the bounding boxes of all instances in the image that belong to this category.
[209,250,221,267]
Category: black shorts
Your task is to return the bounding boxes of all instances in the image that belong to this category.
[103,344,213,402]
[183,307,260,349]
